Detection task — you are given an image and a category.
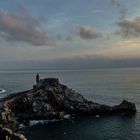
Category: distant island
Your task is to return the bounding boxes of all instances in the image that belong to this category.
[0,75,136,140]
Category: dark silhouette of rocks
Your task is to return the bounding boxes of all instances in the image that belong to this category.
[0,125,27,140]
[0,77,137,139]
[36,73,40,84]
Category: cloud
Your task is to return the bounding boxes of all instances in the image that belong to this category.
[110,0,121,7]
[116,17,140,38]
[119,7,128,20]
[76,25,102,40]
[55,34,73,42]
[110,0,128,19]
[92,10,103,14]
[0,9,52,46]
[9,54,140,70]
[65,36,73,42]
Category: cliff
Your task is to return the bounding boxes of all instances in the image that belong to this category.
[0,77,136,139]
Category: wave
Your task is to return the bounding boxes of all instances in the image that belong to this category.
[0,89,6,93]
[18,114,71,128]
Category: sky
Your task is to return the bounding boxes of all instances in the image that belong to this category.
[0,0,140,69]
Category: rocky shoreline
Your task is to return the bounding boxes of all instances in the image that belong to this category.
[0,77,136,140]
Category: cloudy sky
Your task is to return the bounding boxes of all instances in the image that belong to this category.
[0,0,140,69]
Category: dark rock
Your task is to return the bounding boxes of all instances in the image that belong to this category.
[35,78,59,89]
[0,77,136,139]
[112,100,136,114]
[0,125,27,140]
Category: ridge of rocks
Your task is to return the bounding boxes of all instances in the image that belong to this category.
[0,77,136,139]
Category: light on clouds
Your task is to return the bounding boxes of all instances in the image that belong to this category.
[0,0,140,69]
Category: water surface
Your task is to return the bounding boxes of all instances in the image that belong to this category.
[0,68,140,140]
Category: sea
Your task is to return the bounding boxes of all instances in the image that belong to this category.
[0,67,140,140]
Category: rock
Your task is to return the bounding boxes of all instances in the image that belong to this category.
[0,125,27,140]
[0,77,136,138]
[65,89,85,103]
[59,111,64,120]
[35,78,59,89]
[112,100,136,114]
[11,133,27,140]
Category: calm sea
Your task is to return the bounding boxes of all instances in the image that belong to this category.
[0,68,140,140]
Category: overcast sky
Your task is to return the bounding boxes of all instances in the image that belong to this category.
[0,0,140,69]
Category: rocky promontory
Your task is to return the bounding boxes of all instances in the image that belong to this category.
[0,77,136,139]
